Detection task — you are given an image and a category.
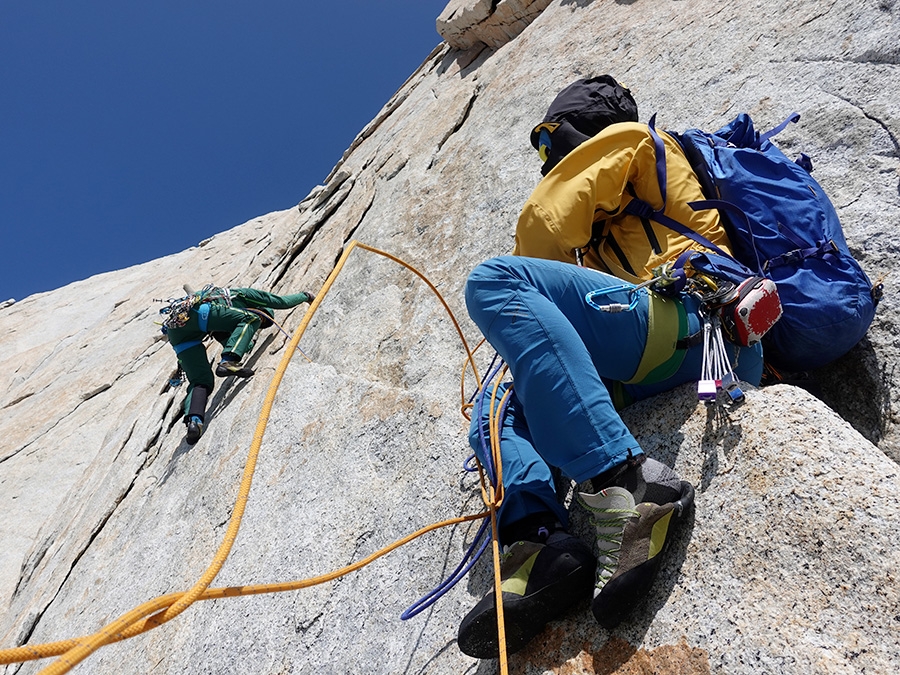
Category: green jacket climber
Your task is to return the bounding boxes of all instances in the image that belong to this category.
[164,286,314,445]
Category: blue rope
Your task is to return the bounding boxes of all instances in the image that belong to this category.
[474,358,508,485]
[467,349,502,406]
[400,351,510,620]
[399,518,492,619]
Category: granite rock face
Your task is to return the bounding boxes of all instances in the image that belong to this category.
[2,0,899,673]
[437,0,553,50]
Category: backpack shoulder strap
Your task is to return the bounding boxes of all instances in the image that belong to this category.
[622,115,735,260]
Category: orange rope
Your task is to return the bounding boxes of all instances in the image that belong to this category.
[0,240,506,674]
[356,243,509,674]
[32,244,360,675]
[0,512,486,666]
[487,375,513,675]
[466,361,513,675]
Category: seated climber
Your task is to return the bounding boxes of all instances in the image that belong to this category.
[163,286,314,445]
[458,257,763,658]
[456,77,765,658]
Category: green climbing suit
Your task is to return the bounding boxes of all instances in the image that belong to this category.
[166,288,312,422]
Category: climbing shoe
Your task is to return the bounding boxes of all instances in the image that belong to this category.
[215,360,255,378]
[457,530,596,659]
[185,416,204,445]
[579,457,694,629]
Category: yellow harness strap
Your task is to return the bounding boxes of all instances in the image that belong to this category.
[624,291,688,385]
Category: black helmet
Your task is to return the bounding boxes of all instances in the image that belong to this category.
[530,75,638,175]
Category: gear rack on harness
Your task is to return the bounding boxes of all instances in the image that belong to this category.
[585,257,781,404]
[157,285,233,332]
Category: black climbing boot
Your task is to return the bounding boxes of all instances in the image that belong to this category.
[457,528,595,658]
[185,415,204,445]
[215,360,254,378]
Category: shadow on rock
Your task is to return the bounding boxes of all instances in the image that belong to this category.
[811,338,893,450]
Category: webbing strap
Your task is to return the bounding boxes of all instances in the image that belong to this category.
[647,207,735,260]
[197,303,211,332]
[758,112,800,146]
[172,339,203,355]
[687,199,762,273]
[624,292,686,385]
[647,114,668,205]
[623,117,736,263]
[766,239,839,271]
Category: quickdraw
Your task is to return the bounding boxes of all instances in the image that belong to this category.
[699,311,745,404]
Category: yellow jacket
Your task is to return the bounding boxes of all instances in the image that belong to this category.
[514,122,732,284]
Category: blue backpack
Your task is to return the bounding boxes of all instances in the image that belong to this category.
[675,113,880,371]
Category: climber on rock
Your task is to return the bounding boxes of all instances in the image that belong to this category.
[161,285,314,445]
[456,77,765,658]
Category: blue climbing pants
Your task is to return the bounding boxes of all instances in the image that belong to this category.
[465,256,762,536]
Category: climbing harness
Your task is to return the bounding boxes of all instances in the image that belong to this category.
[585,259,769,405]
[582,259,705,312]
[157,285,232,331]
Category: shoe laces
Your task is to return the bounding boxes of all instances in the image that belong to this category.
[578,492,639,588]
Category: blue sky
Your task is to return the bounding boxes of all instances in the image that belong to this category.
[1,1,448,301]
